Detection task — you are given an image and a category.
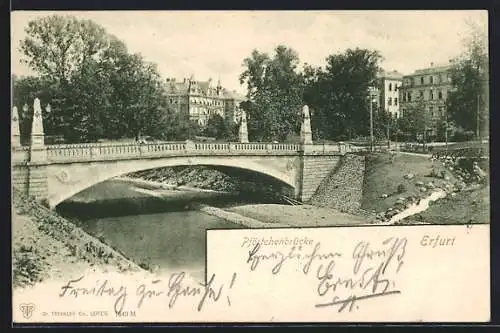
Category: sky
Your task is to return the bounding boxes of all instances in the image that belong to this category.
[11,10,488,95]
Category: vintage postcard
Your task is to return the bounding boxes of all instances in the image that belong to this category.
[11,10,490,323]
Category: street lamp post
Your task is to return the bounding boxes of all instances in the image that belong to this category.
[476,93,480,140]
[386,111,391,150]
[444,110,448,152]
[370,95,374,152]
[368,87,376,152]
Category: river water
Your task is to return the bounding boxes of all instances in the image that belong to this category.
[55,179,276,280]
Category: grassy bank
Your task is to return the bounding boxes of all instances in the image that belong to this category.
[361,152,489,224]
[12,189,142,289]
[401,184,490,225]
[361,152,458,213]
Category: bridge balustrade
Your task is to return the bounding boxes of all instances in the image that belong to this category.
[41,141,309,163]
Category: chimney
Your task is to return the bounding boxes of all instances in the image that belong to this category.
[430,62,434,67]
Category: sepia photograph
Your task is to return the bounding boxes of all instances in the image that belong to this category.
[11,10,490,323]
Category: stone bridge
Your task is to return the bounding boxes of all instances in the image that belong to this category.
[11,99,351,208]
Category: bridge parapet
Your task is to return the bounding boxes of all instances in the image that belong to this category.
[302,143,345,155]
[39,141,308,164]
[12,146,31,164]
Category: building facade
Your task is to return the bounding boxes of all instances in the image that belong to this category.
[164,76,245,127]
[375,70,404,118]
[399,62,453,136]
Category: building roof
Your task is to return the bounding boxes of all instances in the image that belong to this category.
[164,77,244,100]
[407,62,454,76]
[378,69,404,80]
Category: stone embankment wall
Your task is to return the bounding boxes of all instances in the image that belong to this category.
[300,155,341,202]
[308,153,366,214]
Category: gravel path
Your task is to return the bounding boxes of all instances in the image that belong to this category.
[228,204,370,227]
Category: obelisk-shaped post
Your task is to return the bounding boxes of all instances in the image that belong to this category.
[300,105,313,144]
[27,98,48,202]
[12,106,21,148]
[31,98,45,148]
[239,110,249,143]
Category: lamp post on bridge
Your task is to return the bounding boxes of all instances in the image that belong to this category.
[12,106,21,148]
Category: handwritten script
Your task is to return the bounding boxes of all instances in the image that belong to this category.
[246,237,407,312]
[58,272,238,314]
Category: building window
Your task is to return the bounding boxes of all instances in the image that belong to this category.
[420,77,424,85]
[408,93,412,102]
[388,97,392,105]
[394,98,398,106]
[388,83,392,91]
[438,90,443,99]
[429,106,434,118]
[419,90,424,99]
[430,76,433,84]
[430,90,434,100]
[438,106,444,116]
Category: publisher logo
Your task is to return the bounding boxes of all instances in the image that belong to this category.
[19,303,35,319]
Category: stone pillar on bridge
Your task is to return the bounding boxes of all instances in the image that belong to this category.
[239,110,249,143]
[31,98,45,148]
[300,105,313,144]
[11,106,21,148]
[27,98,48,201]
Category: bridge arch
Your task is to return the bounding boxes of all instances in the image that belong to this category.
[47,155,299,208]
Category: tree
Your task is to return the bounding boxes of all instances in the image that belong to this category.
[240,45,304,141]
[303,48,383,141]
[447,18,488,139]
[397,96,430,143]
[161,109,202,141]
[20,15,111,85]
[204,114,229,139]
[373,107,392,141]
[17,15,171,143]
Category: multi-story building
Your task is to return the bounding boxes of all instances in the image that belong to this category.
[399,62,454,136]
[164,76,245,127]
[374,70,404,118]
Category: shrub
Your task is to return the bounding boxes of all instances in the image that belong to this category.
[397,184,407,194]
[429,167,440,178]
[12,245,46,288]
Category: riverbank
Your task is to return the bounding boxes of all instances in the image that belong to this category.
[228,204,371,227]
[400,183,490,225]
[116,176,371,227]
[12,189,143,289]
[361,152,489,224]
[127,166,292,201]
[115,176,235,194]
